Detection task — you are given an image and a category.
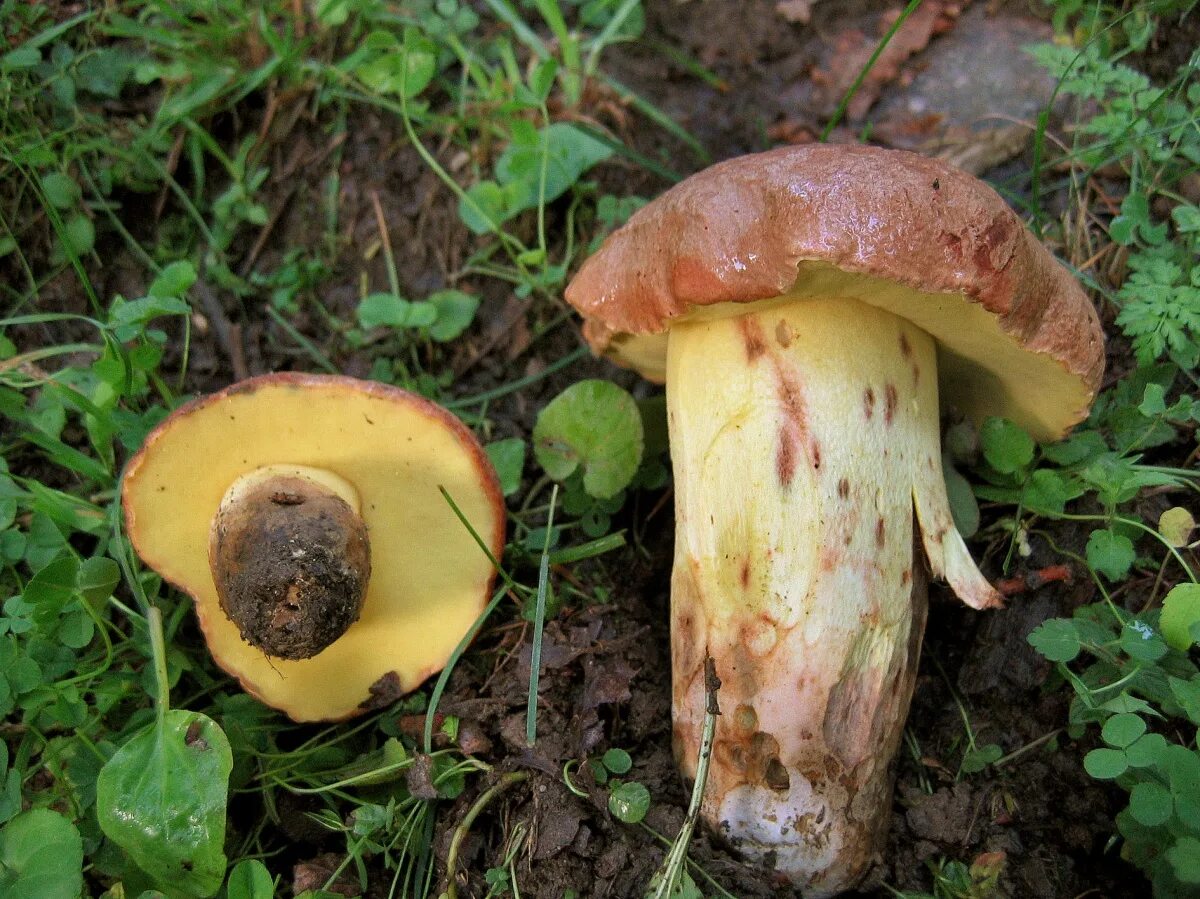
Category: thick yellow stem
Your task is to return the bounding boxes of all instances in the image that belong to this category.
[667,297,988,896]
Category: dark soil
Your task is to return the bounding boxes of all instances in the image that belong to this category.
[24,0,1166,896]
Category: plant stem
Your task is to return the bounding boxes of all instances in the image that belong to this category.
[148,605,170,724]
[527,483,558,745]
[445,771,530,899]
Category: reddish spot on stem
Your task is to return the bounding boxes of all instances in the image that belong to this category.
[774,362,811,488]
[863,387,875,419]
[776,436,797,488]
[775,319,794,347]
[899,333,913,358]
[739,318,767,362]
[740,557,751,589]
[875,517,886,548]
[884,384,898,425]
[837,477,850,499]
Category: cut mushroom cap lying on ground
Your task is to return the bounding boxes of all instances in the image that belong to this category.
[122,373,505,722]
[565,144,1104,897]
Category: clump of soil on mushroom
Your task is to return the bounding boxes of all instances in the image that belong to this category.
[211,474,371,660]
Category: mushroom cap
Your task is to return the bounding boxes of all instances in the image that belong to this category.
[564,144,1104,441]
[122,373,505,722]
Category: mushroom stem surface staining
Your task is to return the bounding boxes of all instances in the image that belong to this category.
[667,297,998,898]
[210,465,370,660]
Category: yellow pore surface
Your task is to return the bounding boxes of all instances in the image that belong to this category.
[123,377,502,721]
[606,262,1092,442]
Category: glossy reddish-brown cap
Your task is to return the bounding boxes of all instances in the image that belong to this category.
[564,144,1104,439]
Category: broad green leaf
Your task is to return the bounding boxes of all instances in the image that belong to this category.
[226,858,274,899]
[1086,529,1135,581]
[41,173,80,209]
[58,214,95,258]
[608,781,651,823]
[1084,747,1128,779]
[1099,693,1157,717]
[1101,713,1146,749]
[353,29,436,98]
[0,808,84,899]
[497,123,612,207]
[534,380,644,500]
[1022,468,1083,516]
[356,294,438,331]
[1169,676,1200,726]
[602,748,632,775]
[960,743,1002,774]
[97,710,233,897]
[1120,621,1168,662]
[460,124,612,234]
[980,417,1034,474]
[1167,837,1200,884]
[1027,618,1081,662]
[942,459,978,537]
[1,46,40,71]
[458,179,526,235]
[77,556,120,605]
[426,289,479,342]
[1161,584,1200,651]
[1124,732,1168,769]
[109,296,191,330]
[1129,781,1173,827]
[485,438,525,498]
[148,261,198,299]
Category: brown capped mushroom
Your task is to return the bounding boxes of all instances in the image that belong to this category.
[564,144,1103,896]
[122,373,505,722]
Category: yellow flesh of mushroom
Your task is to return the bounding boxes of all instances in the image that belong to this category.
[667,297,997,897]
[123,380,500,722]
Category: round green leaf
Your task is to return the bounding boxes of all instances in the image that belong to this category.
[602,748,632,775]
[1161,584,1200,651]
[1027,618,1081,662]
[426,289,479,342]
[533,380,644,500]
[1120,621,1168,662]
[97,710,233,896]
[357,293,413,329]
[1125,732,1169,768]
[77,556,120,605]
[1129,781,1173,827]
[0,808,84,899]
[1083,747,1128,780]
[58,214,95,258]
[608,781,650,824]
[226,858,274,899]
[979,417,1034,474]
[1167,837,1200,884]
[1086,530,1135,582]
[40,172,81,210]
[147,260,197,299]
[1102,713,1147,749]
[485,438,526,498]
